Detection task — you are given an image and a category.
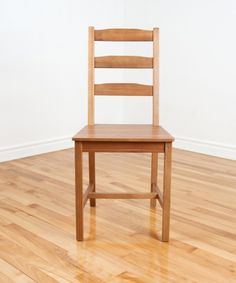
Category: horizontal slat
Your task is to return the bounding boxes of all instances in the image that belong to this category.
[95,56,153,68]
[89,192,158,199]
[94,83,153,96]
[82,142,165,153]
[95,29,153,41]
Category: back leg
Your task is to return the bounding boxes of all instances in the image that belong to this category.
[89,152,96,207]
[150,153,158,208]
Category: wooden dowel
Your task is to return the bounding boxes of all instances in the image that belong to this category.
[152,184,163,208]
[89,192,158,199]
[83,184,94,207]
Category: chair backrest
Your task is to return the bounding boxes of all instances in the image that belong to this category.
[88,27,159,126]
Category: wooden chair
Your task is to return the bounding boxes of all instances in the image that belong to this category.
[72,27,174,242]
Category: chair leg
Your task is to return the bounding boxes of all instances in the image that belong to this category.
[150,153,158,208]
[75,142,83,241]
[162,142,172,242]
[89,152,96,207]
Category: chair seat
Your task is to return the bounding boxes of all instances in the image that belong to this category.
[73,124,174,142]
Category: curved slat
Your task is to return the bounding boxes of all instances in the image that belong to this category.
[94,29,153,41]
[94,83,153,96]
[95,56,153,68]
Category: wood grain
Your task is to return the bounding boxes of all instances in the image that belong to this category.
[150,153,158,208]
[88,26,95,125]
[81,141,165,153]
[152,183,163,208]
[88,192,158,199]
[0,149,235,282]
[94,83,153,96]
[95,56,153,68]
[162,142,172,241]
[89,152,96,207]
[153,27,159,126]
[83,184,93,207]
[73,124,174,142]
[94,28,153,41]
[75,142,83,241]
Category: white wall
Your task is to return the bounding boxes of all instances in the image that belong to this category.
[1,0,236,161]
[123,0,236,159]
[0,0,125,161]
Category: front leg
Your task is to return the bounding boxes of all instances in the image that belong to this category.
[162,142,172,242]
[75,142,84,241]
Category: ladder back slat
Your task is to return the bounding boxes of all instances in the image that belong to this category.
[94,83,153,96]
[94,29,153,41]
[95,56,153,68]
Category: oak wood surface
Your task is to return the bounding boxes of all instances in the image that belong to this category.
[94,28,153,41]
[162,142,172,241]
[95,56,153,68]
[75,27,172,242]
[89,152,96,206]
[73,124,174,142]
[75,142,83,241]
[81,141,165,153]
[94,83,153,96]
[151,153,158,207]
[153,28,159,125]
[152,183,163,208]
[83,184,93,207]
[88,192,158,199]
[0,149,235,282]
[88,26,95,125]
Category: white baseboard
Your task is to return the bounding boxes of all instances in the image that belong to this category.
[174,136,236,160]
[0,136,73,162]
[0,136,235,163]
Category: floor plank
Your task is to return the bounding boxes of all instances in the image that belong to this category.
[0,148,235,282]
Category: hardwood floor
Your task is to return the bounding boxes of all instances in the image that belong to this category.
[0,148,235,282]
